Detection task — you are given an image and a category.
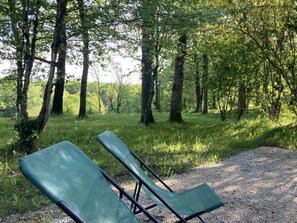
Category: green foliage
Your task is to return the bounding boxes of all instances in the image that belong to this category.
[0,162,9,176]
[0,78,16,118]
[0,80,142,117]
[63,91,80,114]
[0,176,49,217]
[0,118,16,147]
[14,120,39,154]
[27,83,44,117]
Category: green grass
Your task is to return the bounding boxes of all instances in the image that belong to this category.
[0,111,296,218]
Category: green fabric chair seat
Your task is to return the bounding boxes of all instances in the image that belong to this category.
[20,141,142,223]
[143,182,223,215]
[97,131,224,222]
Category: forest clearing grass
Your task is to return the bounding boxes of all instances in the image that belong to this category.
[0,110,296,218]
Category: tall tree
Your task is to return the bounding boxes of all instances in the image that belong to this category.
[168,0,225,121]
[36,0,68,133]
[152,6,171,113]
[51,17,67,115]
[2,0,68,151]
[5,0,42,151]
[7,0,42,123]
[169,34,187,122]
[140,0,155,125]
[152,21,162,113]
[202,53,208,114]
[233,0,297,118]
[193,53,202,112]
[77,0,90,118]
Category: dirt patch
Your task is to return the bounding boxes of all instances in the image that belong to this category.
[1,147,296,223]
[158,147,297,223]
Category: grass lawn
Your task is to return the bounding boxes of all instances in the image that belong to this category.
[0,111,296,218]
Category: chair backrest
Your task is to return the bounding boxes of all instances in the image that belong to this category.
[97,131,171,209]
[20,141,140,223]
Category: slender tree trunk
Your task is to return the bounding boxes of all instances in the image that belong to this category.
[9,0,41,123]
[116,85,122,113]
[9,0,42,152]
[202,53,208,114]
[237,83,246,120]
[262,61,269,111]
[21,2,33,122]
[153,57,161,112]
[269,70,283,120]
[77,0,90,118]
[169,34,187,123]
[96,78,101,113]
[51,20,67,115]
[154,73,161,112]
[194,55,202,112]
[36,0,67,134]
[195,72,201,113]
[109,88,115,112]
[153,24,161,113]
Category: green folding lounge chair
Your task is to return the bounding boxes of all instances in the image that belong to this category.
[97,131,224,223]
[20,141,159,223]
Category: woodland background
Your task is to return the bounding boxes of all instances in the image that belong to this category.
[0,0,297,219]
[0,1,296,149]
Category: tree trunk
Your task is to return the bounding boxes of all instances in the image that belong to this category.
[140,24,154,125]
[116,85,122,113]
[154,73,161,112]
[36,0,67,134]
[237,83,246,120]
[9,0,41,123]
[263,61,283,120]
[77,0,90,118]
[109,93,114,112]
[153,58,161,112]
[202,53,208,114]
[51,20,67,115]
[153,26,161,113]
[220,109,227,121]
[97,81,101,114]
[169,34,187,123]
[194,55,202,112]
[9,0,41,152]
[269,70,283,120]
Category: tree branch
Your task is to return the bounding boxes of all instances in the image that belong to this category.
[34,56,57,66]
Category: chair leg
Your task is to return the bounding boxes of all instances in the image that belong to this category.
[131,183,139,210]
[131,182,142,213]
[197,216,206,223]
[132,183,139,199]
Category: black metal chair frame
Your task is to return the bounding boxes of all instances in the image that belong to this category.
[106,147,208,223]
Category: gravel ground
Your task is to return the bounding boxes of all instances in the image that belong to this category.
[1,146,296,223]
